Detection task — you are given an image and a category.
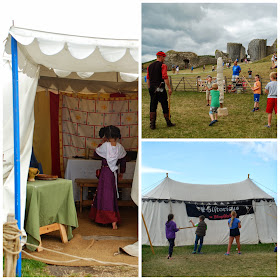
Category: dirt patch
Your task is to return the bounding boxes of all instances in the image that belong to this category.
[47,265,138,277]
[23,207,138,267]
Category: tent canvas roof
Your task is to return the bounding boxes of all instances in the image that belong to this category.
[5,26,138,83]
[143,177,273,202]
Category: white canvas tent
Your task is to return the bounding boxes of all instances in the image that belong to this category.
[2,26,139,233]
[142,176,276,246]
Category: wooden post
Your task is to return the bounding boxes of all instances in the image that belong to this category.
[225,76,227,93]
[169,76,173,92]
[142,213,155,255]
[197,77,199,92]
[248,174,250,179]
[4,214,17,277]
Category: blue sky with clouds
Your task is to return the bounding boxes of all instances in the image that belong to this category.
[141,141,277,202]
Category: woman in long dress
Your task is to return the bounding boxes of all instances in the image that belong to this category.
[89,126,126,229]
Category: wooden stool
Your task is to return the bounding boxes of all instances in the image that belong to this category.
[37,223,68,252]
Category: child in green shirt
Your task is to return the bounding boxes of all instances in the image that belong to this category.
[209,83,220,126]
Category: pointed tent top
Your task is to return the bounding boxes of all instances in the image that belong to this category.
[143,176,273,202]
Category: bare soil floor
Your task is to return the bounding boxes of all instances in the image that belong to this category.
[22,206,138,277]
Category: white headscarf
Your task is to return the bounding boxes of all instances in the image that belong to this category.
[96,142,126,172]
[95,142,127,198]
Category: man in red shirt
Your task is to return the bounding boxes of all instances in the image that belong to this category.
[147,51,175,129]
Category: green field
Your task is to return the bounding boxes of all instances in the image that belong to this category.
[142,90,277,138]
[142,244,277,277]
[142,54,276,80]
[142,55,277,139]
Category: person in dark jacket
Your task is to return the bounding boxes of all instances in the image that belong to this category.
[190,215,207,254]
[165,213,179,259]
[146,51,175,129]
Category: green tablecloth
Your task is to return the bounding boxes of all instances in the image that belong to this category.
[25,179,78,251]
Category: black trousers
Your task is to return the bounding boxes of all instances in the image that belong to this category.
[168,238,175,257]
[149,86,169,114]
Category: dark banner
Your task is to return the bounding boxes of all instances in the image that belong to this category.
[186,202,254,220]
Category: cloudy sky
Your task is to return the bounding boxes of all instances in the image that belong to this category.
[142,141,277,202]
[142,3,277,62]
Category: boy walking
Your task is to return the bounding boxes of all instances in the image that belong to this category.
[251,74,261,112]
[190,215,207,254]
[264,72,277,128]
[209,83,220,126]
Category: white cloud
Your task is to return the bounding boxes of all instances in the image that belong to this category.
[142,166,180,174]
[230,142,277,162]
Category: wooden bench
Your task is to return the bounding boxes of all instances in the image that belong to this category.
[75,178,134,213]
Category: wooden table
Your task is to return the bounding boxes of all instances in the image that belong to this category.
[75,178,134,213]
[25,179,78,251]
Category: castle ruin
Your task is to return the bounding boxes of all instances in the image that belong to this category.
[163,51,217,70]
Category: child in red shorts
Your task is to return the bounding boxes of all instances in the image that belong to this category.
[264,72,277,128]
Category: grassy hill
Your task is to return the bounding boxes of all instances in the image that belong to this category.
[142,54,277,80]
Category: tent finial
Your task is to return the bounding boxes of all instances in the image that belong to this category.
[248,174,250,179]
[166,173,168,178]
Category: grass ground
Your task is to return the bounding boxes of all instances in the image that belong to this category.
[142,244,277,277]
[142,55,277,138]
[142,90,277,138]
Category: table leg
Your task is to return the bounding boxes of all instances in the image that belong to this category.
[80,185,83,213]
[58,224,68,243]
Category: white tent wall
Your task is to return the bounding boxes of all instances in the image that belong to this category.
[2,57,39,232]
[2,27,139,233]
[142,200,268,246]
[253,200,277,243]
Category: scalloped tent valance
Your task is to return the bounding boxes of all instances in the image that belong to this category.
[5,26,139,81]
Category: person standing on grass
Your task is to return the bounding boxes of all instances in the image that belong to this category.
[264,72,277,128]
[190,215,207,254]
[146,51,175,130]
[209,83,220,126]
[231,60,241,82]
[165,214,180,259]
[225,210,241,255]
[248,68,252,79]
[205,75,214,106]
[251,74,261,112]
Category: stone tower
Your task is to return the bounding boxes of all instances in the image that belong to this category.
[227,43,243,61]
[247,39,267,61]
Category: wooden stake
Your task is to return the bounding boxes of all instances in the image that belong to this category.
[242,76,254,90]
[142,213,155,254]
[168,94,171,120]
[179,227,193,229]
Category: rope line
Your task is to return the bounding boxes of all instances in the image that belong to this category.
[3,221,22,255]
[252,179,277,195]
[3,220,22,277]
[24,243,138,268]
[142,178,165,195]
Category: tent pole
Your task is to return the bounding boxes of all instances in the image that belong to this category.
[142,213,155,254]
[11,35,21,277]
